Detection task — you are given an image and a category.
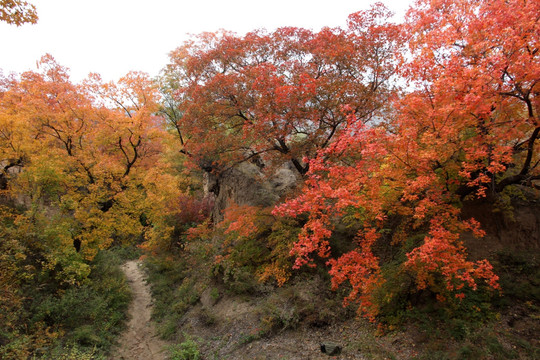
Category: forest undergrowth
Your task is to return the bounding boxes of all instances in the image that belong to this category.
[144,198,540,359]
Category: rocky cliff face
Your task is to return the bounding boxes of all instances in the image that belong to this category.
[204,161,299,223]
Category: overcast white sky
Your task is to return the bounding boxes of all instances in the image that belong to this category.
[0,0,412,82]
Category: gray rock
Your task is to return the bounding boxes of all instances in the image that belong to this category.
[204,160,299,223]
[320,342,342,356]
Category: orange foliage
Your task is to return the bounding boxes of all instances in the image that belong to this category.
[275,0,539,318]
[163,3,403,176]
[221,203,261,238]
[215,204,297,287]
[0,0,37,26]
[0,55,168,259]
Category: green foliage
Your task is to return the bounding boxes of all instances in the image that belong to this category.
[15,157,66,203]
[144,255,200,339]
[168,338,201,360]
[35,345,105,360]
[209,287,220,302]
[400,286,496,340]
[33,250,130,356]
[212,261,259,295]
[254,276,348,336]
[367,229,499,331]
[0,247,131,359]
[413,351,450,360]
[512,336,540,359]
[196,307,217,327]
[143,194,213,256]
[171,279,200,314]
[406,303,539,360]
[257,299,301,335]
[107,245,143,263]
[371,258,415,326]
[494,251,540,305]
[442,329,520,360]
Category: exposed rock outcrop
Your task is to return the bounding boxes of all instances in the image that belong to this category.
[0,159,23,191]
[204,161,299,223]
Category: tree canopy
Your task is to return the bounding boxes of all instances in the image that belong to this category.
[274,0,538,317]
[162,3,403,175]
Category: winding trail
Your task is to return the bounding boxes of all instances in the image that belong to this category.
[110,260,168,360]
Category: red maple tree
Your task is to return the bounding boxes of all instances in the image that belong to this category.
[162,3,403,175]
[276,0,538,318]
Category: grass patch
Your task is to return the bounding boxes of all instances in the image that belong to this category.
[353,331,397,360]
[144,255,201,340]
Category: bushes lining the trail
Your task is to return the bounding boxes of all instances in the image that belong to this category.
[0,248,135,359]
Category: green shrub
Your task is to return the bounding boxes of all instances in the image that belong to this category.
[494,251,540,305]
[213,261,259,295]
[36,345,105,360]
[144,256,199,339]
[168,338,201,360]
[210,287,220,301]
[354,331,397,360]
[197,307,217,327]
[457,344,485,360]
[27,249,131,358]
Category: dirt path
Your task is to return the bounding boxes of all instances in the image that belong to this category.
[110,260,169,360]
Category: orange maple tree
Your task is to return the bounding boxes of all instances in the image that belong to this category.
[0,55,167,261]
[403,0,540,196]
[276,0,538,319]
[0,56,199,356]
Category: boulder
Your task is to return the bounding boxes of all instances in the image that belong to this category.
[320,341,342,356]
